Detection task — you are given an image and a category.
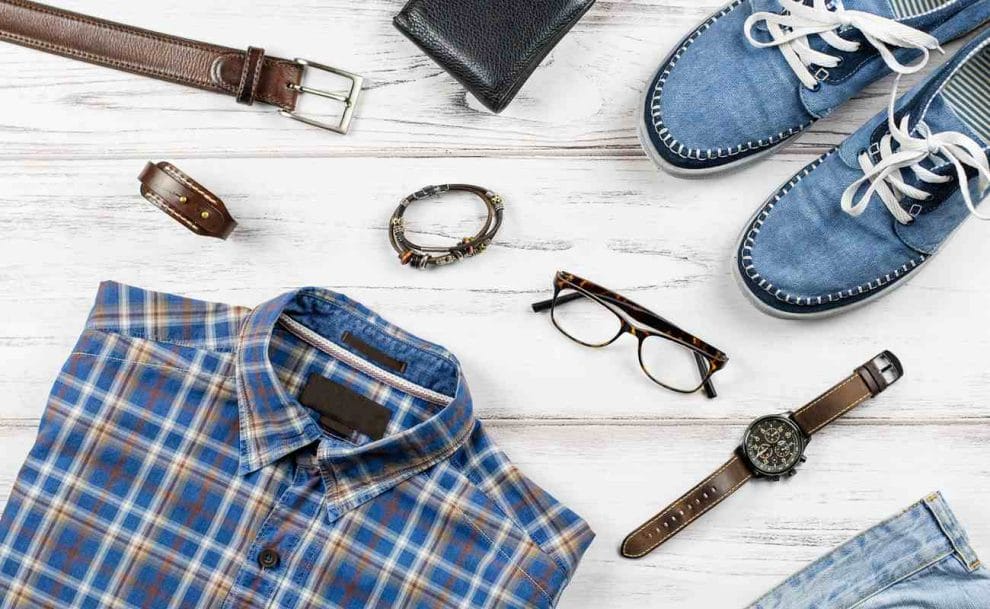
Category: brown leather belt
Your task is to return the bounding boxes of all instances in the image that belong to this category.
[0,0,363,134]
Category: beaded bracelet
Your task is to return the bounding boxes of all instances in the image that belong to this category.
[389,184,504,269]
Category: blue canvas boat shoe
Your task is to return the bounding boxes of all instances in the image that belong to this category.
[735,31,990,317]
[640,0,990,176]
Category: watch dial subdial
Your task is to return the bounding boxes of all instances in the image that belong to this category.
[743,416,805,476]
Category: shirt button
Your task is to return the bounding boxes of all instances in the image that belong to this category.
[258,548,280,569]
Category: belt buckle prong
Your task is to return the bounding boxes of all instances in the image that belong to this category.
[278,58,364,135]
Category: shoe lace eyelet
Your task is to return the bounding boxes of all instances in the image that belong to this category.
[810,83,822,92]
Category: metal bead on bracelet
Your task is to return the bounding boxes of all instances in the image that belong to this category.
[389,184,504,269]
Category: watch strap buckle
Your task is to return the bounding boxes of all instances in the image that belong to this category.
[857,350,903,396]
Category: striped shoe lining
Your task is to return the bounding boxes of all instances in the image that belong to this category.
[942,45,990,144]
[889,0,955,18]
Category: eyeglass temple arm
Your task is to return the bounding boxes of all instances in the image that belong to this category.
[695,352,717,399]
[531,291,584,313]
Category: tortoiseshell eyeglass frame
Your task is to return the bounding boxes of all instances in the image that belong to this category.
[532,271,729,398]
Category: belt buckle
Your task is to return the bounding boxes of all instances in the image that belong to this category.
[278,58,364,135]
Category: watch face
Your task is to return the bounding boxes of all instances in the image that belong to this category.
[743,415,805,476]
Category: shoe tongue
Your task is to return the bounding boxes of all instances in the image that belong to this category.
[887,80,990,218]
[751,0,897,17]
[912,66,990,149]
[835,0,896,19]
[893,84,990,252]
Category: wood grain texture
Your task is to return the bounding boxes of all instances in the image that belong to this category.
[0,1,989,608]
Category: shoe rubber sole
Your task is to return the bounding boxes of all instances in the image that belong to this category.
[636,114,802,178]
[729,173,945,320]
[635,1,807,178]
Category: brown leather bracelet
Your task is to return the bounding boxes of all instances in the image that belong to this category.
[0,0,363,134]
[138,162,236,239]
[620,351,903,559]
[389,184,505,269]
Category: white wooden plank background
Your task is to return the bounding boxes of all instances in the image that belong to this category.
[1,1,988,607]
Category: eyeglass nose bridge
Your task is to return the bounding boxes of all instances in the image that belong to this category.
[534,278,722,399]
[625,324,650,342]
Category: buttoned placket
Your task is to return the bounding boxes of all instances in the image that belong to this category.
[225,287,486,606]
[221,452,324,609]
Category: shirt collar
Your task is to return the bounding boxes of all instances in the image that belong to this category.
[235,288,474,515]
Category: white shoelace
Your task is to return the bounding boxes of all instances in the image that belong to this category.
[744,0,942,90]
[841,77,990,224]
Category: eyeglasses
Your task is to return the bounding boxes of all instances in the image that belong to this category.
[532,271,729,398]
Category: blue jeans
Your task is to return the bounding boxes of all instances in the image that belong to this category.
[750,493,989,608]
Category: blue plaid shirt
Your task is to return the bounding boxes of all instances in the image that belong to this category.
[0,282,594,608]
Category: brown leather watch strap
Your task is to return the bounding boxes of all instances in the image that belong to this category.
[792,351,903,436]
[0,0,363,133]
[620,351,903,560]
[138,162,236,239]
[620,452,753,559]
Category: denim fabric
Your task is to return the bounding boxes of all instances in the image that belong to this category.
[0,282,594,608]
[749,493,988,608]
[736,30,990,315]
[641,0,990,172]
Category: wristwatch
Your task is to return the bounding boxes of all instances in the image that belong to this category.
[620,351,903,559]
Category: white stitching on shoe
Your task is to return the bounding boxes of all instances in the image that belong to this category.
[648,0,814,162]
[740,149,928,307]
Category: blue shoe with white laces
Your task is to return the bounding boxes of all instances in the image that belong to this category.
[639,0,990,176]
[734,30,990,317]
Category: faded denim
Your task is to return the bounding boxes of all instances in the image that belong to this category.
[640,0,990,174]
[735,29,990,317]
[750,492,988,608]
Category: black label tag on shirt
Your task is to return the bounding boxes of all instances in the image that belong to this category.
[341,331,407,374]
[300,374,392,442]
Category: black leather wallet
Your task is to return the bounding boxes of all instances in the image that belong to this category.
[394,0,595,113]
